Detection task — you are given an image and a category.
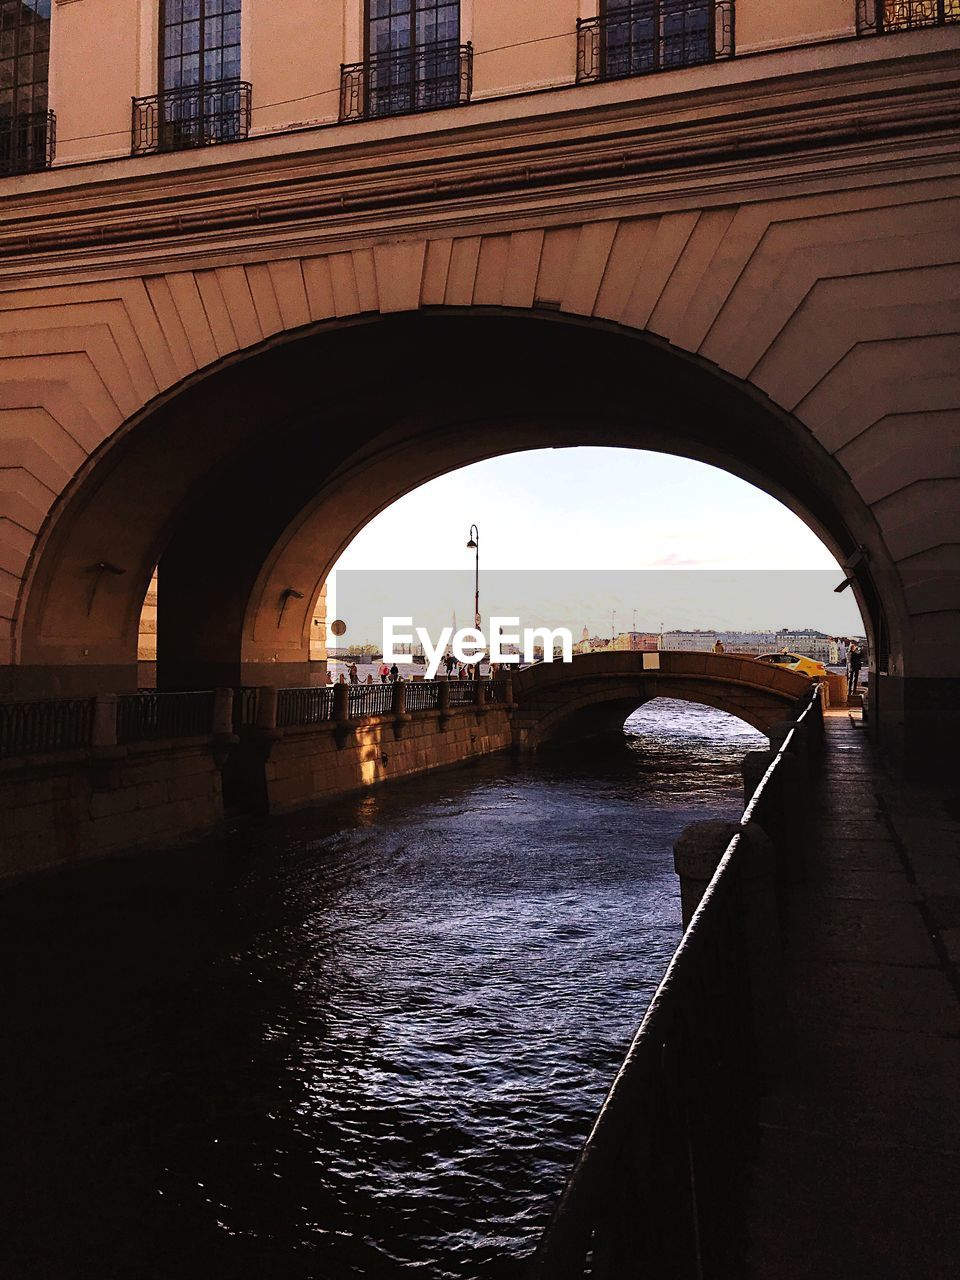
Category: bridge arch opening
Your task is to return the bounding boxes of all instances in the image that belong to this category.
[624,699,769,748]
[14,310,890,710]
[533,696,769,763]
[534,692,776,749]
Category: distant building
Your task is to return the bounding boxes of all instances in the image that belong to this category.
[611,631,659,652]
[657,628,851,660]
[771,629,833,661]
[659,630,719,652]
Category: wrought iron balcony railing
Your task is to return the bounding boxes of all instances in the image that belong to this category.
[340,41,473,122]
[131,79,252,157]
[857,0,960,33]
[577,2,734,84]
[0,110,56,178]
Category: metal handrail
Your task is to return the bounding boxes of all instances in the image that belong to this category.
[0,675,514,751]
[116,690,216,743]
[404,681,442,713]
[0,109,56,177]
[447,679,478,705]
[488,678,510,704]
[531,684,821,1276]
[340,40,473,121]
[276,686,334,727]
[234,686,261,731]
[577,2,734,84]
[856,0,960,35]
[131,78,252,156]
[348,682,395,718]
[0,696,94,757]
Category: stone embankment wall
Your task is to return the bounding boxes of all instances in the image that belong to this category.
[0,738,223,883]
[0,706,514,884]
[263,707,513,813]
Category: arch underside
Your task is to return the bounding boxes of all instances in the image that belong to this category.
[15,311,889,695]
[513,675,801,747]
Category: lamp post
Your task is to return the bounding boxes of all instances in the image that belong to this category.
[466,524,480,630]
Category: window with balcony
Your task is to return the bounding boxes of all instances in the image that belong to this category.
[0,0,54,176]
[857,0,960,33]
[340,0,472,122]
[133,0,250,156]
[577,0,734,84]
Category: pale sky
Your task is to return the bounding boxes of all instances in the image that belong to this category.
[330,449,865,640]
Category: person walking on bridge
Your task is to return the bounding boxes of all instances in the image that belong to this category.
[713,638,725,654]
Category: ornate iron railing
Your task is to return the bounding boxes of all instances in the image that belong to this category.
[0,109,56,177]
[404,681,442,713]
[531,686,821,1276]
[234,686,261,732]
[447,679,478,706]
[0,696,94,758]
[0,675,514,757]
[340,41,472,122]
[577,2,734,83]
[488,678,511,704]
[276,686,335,728]
[131,79,252,156]
[348,682,396,718]
[857,0,960,33]
[116,690,216,743]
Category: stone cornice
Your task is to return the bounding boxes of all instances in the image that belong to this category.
[0,45,957,271]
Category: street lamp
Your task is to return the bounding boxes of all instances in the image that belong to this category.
[466,524,480,630]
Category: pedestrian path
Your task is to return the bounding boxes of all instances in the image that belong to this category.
[746,710,960,1279]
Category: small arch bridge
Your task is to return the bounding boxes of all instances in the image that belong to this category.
[510,651,814,750]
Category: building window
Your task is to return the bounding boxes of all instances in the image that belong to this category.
[132,0,251,156]
[161,0,241,94]
[577,0,735,84]
[340,1,472,122]
[857,0,960,33]
[0,0,55,176]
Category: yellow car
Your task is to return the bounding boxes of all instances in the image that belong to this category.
[755,652,827,679]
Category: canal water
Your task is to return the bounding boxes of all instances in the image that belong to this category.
[1,701,764,1280]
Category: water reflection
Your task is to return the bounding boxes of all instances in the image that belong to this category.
[0,701,763,1279]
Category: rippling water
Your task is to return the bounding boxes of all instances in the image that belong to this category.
[1,701,763,1279]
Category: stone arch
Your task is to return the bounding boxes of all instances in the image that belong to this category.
[509,651,809,749]
[2,183,955,769]
[12,311,892,687]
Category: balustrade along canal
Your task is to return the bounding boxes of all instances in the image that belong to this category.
[530,685,823,1278]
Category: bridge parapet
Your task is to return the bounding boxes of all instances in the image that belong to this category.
[511,650,814,748]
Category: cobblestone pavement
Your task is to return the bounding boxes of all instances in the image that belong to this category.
[746,710,960,1280]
